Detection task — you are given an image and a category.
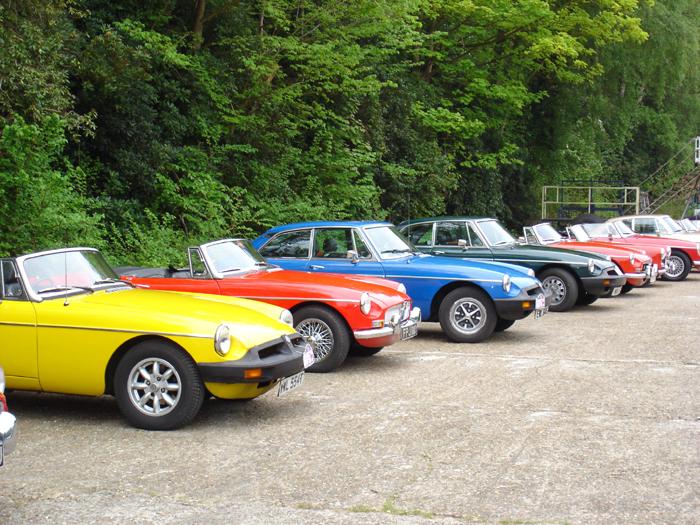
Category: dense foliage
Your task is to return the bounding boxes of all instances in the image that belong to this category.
[1,0,698,263]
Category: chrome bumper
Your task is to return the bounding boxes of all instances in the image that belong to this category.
[353,307,421,340]
[623,272,647,279]
[0,411,17,461]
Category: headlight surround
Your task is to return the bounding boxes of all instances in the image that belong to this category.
[214,324,231,356]
[587,259,595,273]
[279,309,294,327]
[360,292,372,315]
[502,274,511,293]
[397,283,407,294]
[527,268,535,277]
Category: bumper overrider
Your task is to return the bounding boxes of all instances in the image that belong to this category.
[0,410,18,463]
[494,284,551,321]
[353,306,421,346]
[580,267,627,296]
[198,335,305,384]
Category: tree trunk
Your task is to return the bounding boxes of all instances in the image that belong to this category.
[192,0,206,50]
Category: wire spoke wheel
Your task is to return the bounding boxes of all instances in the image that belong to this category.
[449,298,486,335]
[297,318,335,362]
[127,357,182,417]
[666,255,685,279]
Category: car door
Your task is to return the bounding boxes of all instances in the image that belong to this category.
[306,227,385,277]
[258,229,313,272]
[433,221,494,260]
[0,259,40,390]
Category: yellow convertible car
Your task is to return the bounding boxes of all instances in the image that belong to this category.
[0,248,310,430]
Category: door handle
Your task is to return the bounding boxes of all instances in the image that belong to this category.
[310,265,325,270]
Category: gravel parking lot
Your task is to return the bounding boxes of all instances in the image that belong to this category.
[1,276,698,525]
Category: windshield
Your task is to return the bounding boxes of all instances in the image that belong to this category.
[580,223,617,239]
[23,250,121,297]
[533,223,563,244]
[681,218,698,232]
[204,240,268,273]
[569,225,591,241]
[477,220,515,246]
[613,221,635,237]
[660,216,683,233]
[364,226,415,259]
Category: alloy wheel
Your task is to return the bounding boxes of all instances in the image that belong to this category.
[127,358,182,417]
[542,276,567,306]
[449,298,486,335]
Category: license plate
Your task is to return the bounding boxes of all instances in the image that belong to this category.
[278,371,304,397]
[535,293,546,310]
[401,323,418,340]
[612,286,622,297]
[303,343,315,368]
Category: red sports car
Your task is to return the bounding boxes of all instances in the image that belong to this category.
[524,223,655,293]
[567,223,668,280]
[120,239,420,373]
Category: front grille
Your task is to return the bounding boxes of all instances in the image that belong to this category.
[526,285,543,296]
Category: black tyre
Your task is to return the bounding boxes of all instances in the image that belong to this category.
[662,250,691,281]
[438,287,497,343]
[576,292,598,305]
[538,268,579,312]
[114,340,205,430]
[494,318,516,332]
[350,343,384,357]
[620,283,634,294]
[294,305,350,372]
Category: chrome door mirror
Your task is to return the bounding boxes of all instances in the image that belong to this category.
[346,250,359,263]
[457,239,468,249]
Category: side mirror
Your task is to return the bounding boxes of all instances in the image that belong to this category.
[517,236,526,244]
[346,250,359,263]
[457,239,468,249]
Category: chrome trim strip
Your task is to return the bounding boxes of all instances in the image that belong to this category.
[36,324,212,339]
[0,321,36,328]
[623,272,647,279]
[236,296,360,303]
[385,275,502,283]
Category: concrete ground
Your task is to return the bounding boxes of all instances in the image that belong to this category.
[0,276,698,525]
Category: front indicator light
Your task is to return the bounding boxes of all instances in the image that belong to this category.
[371,320,384,328]
[521,301,532,309]
[603,279,610,286]
[244,368,262,380]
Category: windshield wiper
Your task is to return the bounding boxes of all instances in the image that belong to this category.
[381,249,412,254]
[493,241,512,246]
[219,267,241,273]
[92,278,124,285]
[254,261,269,266]
[37,285,94,294]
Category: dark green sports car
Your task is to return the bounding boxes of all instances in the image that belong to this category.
[398,217,625,312]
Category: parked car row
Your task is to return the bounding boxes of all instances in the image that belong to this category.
[0,212,695,437]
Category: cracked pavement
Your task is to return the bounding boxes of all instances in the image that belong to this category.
[0,276,698,524]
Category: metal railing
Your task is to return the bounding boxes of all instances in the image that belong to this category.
[541,186,640,220]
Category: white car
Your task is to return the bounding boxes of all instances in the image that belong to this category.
[0,367,18,466]
[608,214,700,243]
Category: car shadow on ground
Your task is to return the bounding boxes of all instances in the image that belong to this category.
[406,322,539,345]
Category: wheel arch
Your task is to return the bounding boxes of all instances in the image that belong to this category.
[288,301,354,339]
[429,281,491,322]
[104,335,187,396]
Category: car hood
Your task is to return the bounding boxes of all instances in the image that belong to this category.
[493,243,610,262]
[44,287,296,350]
[384,254,539,283]
[227,268,409,309]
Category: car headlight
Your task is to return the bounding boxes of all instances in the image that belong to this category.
[629,253,635,264]
[502,274,511,293]
[279,309,294,327]
[360,292,371,315]
[397,283,407,294]
[214,324,231,356]
[527,268,535,277]
[588,259,595,273]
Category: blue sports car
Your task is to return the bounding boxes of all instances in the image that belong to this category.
[252,221,550,343]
